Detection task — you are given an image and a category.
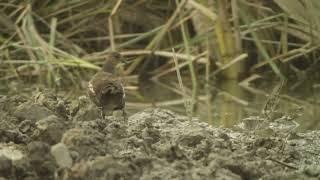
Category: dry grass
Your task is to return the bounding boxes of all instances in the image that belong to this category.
[1,0,320,115]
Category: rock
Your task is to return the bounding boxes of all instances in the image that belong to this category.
[0,143,24,161]
[303,165,320,177]
[87,156,135,180]
[0,95,27,114]
[103,122,128,139]
[51,143,73,168]
[33,91,70,118]
[73,104,100,122]
[12,156,36,180]
[27,141,51,163]
[18,120,33,134]
[27,141,57,179]
[61,128,106,158]
[67,161,89,179]
[0,155,12,178]
[34,115,66,144]
[14,102,54,121]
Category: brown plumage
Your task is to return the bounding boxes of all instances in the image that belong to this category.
[87,52,126,119]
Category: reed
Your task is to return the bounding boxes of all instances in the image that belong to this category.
[1,0,319,107]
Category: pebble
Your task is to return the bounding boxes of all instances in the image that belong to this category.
[51,143,73,168]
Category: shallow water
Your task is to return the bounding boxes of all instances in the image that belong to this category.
[128,77,320,131]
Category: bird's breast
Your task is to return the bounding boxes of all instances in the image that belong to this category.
[88,81,96,95]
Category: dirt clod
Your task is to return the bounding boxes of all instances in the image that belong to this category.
[51,143,73,168]
[1,92,320,179]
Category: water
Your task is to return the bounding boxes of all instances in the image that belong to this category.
[127,77,320,131]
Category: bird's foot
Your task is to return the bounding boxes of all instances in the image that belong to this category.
[100,110,106,120]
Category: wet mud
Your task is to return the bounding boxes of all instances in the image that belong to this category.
[0,91,320,180]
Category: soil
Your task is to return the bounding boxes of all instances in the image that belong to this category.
[0,91,320,180]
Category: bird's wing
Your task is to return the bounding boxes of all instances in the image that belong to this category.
[100,80,123,94]
[88,72,124,102]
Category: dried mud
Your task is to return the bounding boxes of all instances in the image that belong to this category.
[0,91,320,180]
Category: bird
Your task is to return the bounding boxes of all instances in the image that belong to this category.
[87,52,126,120]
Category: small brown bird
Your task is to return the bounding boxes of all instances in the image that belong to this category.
[87,52,126,120]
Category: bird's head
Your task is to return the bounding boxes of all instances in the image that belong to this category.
[102,52,126,74]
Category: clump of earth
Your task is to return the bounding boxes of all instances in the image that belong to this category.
[0,91,320,180]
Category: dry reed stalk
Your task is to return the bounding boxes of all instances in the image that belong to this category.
[172,48,192,119]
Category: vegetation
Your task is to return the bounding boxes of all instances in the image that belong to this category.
[1,0,319,117]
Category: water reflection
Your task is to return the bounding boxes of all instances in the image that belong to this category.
[127,77,320,131]
[214,80,247,127]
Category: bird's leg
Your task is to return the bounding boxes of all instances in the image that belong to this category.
[100,108,105,120]
[122,109,127,121]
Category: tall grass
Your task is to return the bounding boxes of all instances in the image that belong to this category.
[1,0,320,110]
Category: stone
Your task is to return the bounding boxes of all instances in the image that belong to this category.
[51,143,73,168]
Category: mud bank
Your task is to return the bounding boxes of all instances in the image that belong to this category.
[0,92,320,180]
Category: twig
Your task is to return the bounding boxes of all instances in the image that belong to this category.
[267,158,298,170]
[108,0,122,51]
[172,48,192,119]
[126,99,187,108]
[110,0,122,16]
[121,50,207,63]
[108,18,115,51]
[251,43,313,70]
[218,92,248,106]
[211,53,248,76]
[187,0,217,21]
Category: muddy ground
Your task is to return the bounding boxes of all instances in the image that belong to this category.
[0,91,320,180]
